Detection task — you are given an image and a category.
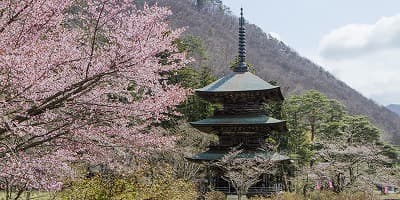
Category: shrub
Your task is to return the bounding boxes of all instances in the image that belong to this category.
[61,175,136,200]
[204,191,226,200]
[134,167,198,200]
[61,164,197,200]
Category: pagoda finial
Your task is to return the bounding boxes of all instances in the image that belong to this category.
[234,7,247,72]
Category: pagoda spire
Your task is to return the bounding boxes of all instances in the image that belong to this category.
[234,7,248,72]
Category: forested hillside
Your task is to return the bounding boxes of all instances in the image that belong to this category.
[140,0,400,144]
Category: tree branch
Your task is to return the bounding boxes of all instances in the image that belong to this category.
[0,0,34,34]
[85,1,106,78]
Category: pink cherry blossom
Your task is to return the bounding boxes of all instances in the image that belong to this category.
[0,0,189,191]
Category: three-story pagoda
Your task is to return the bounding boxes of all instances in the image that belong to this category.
[188,8,290,195]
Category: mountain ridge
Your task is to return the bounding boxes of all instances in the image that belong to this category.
[387,104,400,116]
[144,0,400,144]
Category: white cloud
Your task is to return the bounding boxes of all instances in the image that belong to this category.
[317,14,400,105]
[320,14,400,59]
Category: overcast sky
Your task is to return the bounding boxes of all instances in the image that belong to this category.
[224,0,400,106]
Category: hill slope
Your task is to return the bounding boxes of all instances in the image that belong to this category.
[143,0,400,144]
[387,104,400,116]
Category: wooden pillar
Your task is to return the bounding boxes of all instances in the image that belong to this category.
[228,180,231,193]
[206,165,212,190]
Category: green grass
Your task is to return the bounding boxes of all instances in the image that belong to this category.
[378,193,400,200]
[0,191,58,200]
[250,191,400,200]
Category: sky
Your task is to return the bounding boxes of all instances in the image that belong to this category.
[223,0,400,106]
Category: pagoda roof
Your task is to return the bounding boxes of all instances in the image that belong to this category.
[187,148,290,162]
[195,7,284,102]
[190,114,285,126]
[190,114,286,133]
[191,114,283,125]
[196,71,281,93]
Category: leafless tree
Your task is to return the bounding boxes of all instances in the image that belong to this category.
[211,147,275,200]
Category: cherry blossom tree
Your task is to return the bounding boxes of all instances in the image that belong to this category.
[0,0,189,195]
[303,143,397,193]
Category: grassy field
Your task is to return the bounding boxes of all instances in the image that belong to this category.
[379,193,400,200]
[0,192,57,200]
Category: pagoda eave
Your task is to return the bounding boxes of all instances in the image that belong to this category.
[190,123,287,134]
[196,87,284,103]
[195,72,281,93]
[190,114,285,127]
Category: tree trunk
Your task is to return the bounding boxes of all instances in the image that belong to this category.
[196,0,205,10]
[283,174,288,191]
[6,188,10,200]
[311,123,315,142]
[336,173,341,192]
[302,184,308,197]
[25,191,31,200]
[13,189,24,200]
[349,167,354,183]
